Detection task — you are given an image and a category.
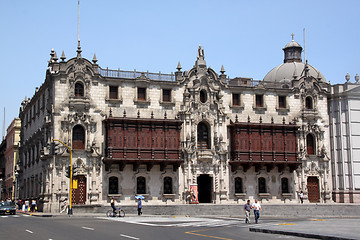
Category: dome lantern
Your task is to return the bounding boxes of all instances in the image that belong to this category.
[283,33,302,63]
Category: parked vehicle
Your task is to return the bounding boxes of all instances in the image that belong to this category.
[0,201,16,215]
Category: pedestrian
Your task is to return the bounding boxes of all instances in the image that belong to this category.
[60,198,68,214]
[31,199,37,212]
[16,199,22,210]
[137,198,142,216]
[252,199,262,224]
[22,201,26,211]
[299,191,304,204]
[25,200,29,212]
[244,199,252,224]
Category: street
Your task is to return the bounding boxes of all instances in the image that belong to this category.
[0,214,309,240]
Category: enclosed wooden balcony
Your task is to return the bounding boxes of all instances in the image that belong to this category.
[103,117,183,171]
[228,121,300,172]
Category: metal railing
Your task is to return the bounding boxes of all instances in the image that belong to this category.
[98,67,175,81]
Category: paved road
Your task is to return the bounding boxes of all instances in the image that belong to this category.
[0,214,307,240]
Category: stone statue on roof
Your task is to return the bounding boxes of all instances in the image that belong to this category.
[197,44,205,60]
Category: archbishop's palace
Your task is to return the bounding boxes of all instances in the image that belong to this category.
[10,37,360,212]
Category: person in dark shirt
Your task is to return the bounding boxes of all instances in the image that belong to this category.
[244,200,252,224]
[137,199,142,215]
[111,197,116,214]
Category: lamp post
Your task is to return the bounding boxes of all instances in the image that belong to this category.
[52,139,73,215]
[0,178,2,201]
[14,171,19,201]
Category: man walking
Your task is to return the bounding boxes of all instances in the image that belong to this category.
[244,200,252,224]
[252,199,262,224]
[60,198,68,214]
[137,198,142,215]
[299,191,304,204]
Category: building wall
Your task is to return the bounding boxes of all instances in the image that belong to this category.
[4,118,21,200]
[17,44,335,212]
[330,82,360,203]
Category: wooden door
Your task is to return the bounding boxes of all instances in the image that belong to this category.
[307,177,319,202]
[72,175,87,204]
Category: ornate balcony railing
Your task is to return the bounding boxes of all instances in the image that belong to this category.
[98,67,175,81]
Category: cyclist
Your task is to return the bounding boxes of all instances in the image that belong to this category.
[110,197,116,214]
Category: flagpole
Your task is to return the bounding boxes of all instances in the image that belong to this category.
[78,0,80,42]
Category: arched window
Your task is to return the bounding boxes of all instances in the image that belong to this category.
[136,177,146,194]
[73,125,85,150]
[281,178,289,193]
[75,82,84,97]
[305,96,313,109]
[197,122,210,149]
[258,177,266,193]
[200,89,207,103]
[163,177,173,194]
[235,177,243,193]
[306,134,315,155]
[109,177,119,194]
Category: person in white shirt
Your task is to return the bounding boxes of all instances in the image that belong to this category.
[252,199,262,223]
[299,191,304,204]
[60,198,68,214]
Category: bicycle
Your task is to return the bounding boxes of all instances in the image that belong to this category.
[106,207,125,217]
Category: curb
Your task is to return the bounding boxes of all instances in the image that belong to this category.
[29,213,53,217]
[249,227,356,240]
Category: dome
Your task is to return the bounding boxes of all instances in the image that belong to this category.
[263,36,326,83]
[263,62,325,82]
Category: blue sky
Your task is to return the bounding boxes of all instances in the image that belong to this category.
[0,0,359,132]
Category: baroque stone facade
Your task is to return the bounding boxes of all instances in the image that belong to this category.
[18,38,334,212]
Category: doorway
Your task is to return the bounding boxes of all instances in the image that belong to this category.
[197,174,212,203]
[72,175,87,204]
[307,176,320,203]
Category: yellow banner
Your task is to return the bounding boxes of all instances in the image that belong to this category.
[73,179,78,189]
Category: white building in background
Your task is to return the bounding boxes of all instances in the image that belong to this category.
[329,73,360,203]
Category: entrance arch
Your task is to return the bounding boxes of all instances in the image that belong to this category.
[197,174,212,203]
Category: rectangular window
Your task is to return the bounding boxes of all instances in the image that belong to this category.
[109,86,118,99]
[256,94,263,107]
[279,96,286,109]
[42,94,45,109]
[232,93,240,106]
[138,87,146,101]
[162,89,171,102]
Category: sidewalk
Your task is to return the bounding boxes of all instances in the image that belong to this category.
[17,210,360,239]
[17,210,136,218]
[250,218,360,240]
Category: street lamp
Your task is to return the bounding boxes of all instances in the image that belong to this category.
[0,178,2,201]
[14,171,19,201]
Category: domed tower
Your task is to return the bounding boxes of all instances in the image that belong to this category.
[262,35,331,203]
[263,35,325,85]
